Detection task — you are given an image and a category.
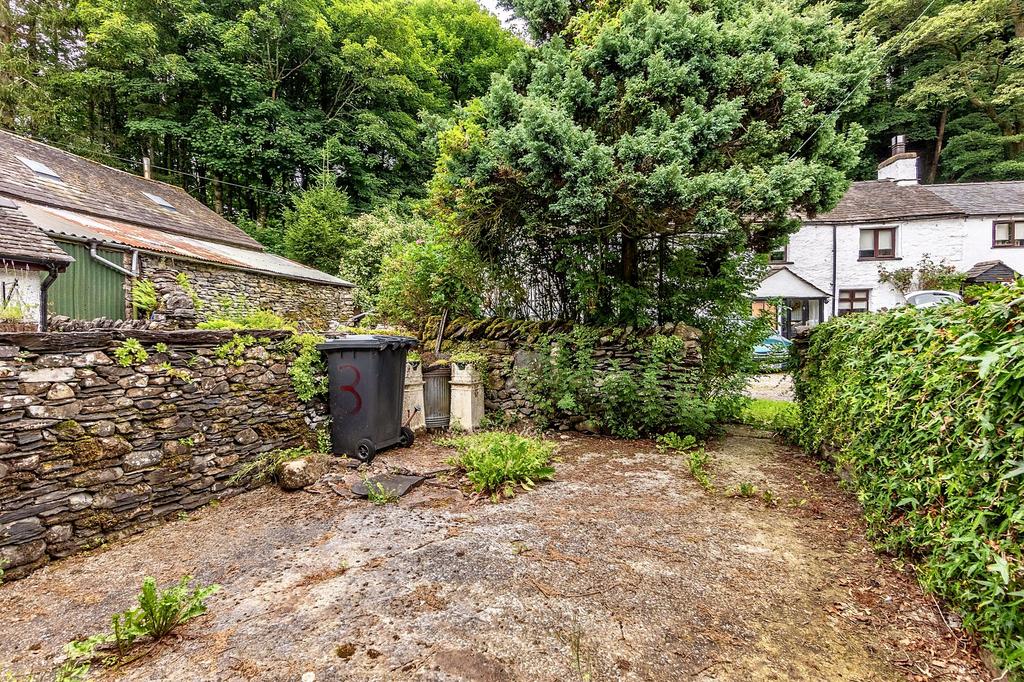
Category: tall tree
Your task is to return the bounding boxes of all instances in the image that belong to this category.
[855,0,1024,180]
[1,0,522,229]
[430,0,873,325]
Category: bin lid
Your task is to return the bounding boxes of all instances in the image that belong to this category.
[317,335,419,351]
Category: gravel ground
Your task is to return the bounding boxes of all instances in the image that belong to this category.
[0,430,991,681]
[745,374,795,402]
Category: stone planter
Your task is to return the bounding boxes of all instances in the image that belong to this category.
[450,362,484,432]
[403,361,426,432]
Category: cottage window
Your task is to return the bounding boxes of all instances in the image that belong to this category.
[859,228,896,259]
[838,289,870,315]
[993,221,1023,247]
[768,246,788,263]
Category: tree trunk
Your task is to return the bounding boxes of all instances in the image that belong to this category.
[621,233,639,286]
[927,109,947,184]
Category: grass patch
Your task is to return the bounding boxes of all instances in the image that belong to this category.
[443,431,556,501]
[737,398,799,437]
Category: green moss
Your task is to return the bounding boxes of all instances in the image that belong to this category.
[52,436,104,465]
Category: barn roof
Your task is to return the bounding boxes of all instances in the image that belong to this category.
[0,130,263,250]
[0,197,74,266]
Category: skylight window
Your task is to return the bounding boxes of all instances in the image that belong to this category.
[15,155,61,181]
[142,191,176,211]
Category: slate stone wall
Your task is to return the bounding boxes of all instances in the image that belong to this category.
[0,330,324,579]
[139,255,355,330]
[419,317,702,429]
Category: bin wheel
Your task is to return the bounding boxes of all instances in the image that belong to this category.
[355,439,376,463]
[399,426,415,448]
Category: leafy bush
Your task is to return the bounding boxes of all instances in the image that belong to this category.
[112,338,148,367]
[287,333,328,401]
[336,205,433,310]
[196,295,295,331]
[516,329,727,439]
[795,282,1024,672]
[375,231,485,324]
[444,431,556,501]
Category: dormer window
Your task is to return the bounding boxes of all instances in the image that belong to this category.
[15,155,61,181]
[142,191,176,211]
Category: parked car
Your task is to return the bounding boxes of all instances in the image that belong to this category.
[753,334,793,370]
[904,290,963,309]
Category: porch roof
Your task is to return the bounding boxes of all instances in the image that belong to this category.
[754,267,830,300]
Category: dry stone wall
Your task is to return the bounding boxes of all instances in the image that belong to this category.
[420,317,702,429]
[0,330,324,579]
[139,255,355,330]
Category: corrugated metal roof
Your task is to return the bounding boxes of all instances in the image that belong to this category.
[16,201,353,288]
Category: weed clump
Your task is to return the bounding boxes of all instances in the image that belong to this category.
[64,576,218,675]
[228,447,313,486]
[444,431,555,501]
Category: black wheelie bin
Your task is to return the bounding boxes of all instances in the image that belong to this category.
[317,335,419,462]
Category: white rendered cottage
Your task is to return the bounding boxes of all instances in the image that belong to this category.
[756,149,1024,337]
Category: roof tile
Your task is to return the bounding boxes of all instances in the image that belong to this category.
[807,181,962,223]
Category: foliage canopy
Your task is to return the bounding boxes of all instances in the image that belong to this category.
[430,0,872,325]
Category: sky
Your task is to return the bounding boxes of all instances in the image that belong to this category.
[476,0,526,36]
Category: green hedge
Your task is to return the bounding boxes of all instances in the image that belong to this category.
[795,282,1024,674]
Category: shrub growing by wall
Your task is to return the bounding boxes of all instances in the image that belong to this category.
[516,328,733,438]
[795,282,1024,673]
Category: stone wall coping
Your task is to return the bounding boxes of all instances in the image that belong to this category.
[420,316,702,344]
[0,329,295,351]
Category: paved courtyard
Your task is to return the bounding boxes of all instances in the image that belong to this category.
[0,430,988,681]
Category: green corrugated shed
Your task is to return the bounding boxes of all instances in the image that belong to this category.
[48,241,126,320]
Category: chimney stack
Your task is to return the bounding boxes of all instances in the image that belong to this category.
[142,157,152,180]
[891,134,906,156]
[877,135,919,185]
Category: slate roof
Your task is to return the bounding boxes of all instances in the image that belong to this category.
[0,130,263,250]
[921,182,1024,216]
[0,197,74,266]
[806,181,963,224]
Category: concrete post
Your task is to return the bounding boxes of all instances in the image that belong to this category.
[403,361,426,432]
[450,362,484,431]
